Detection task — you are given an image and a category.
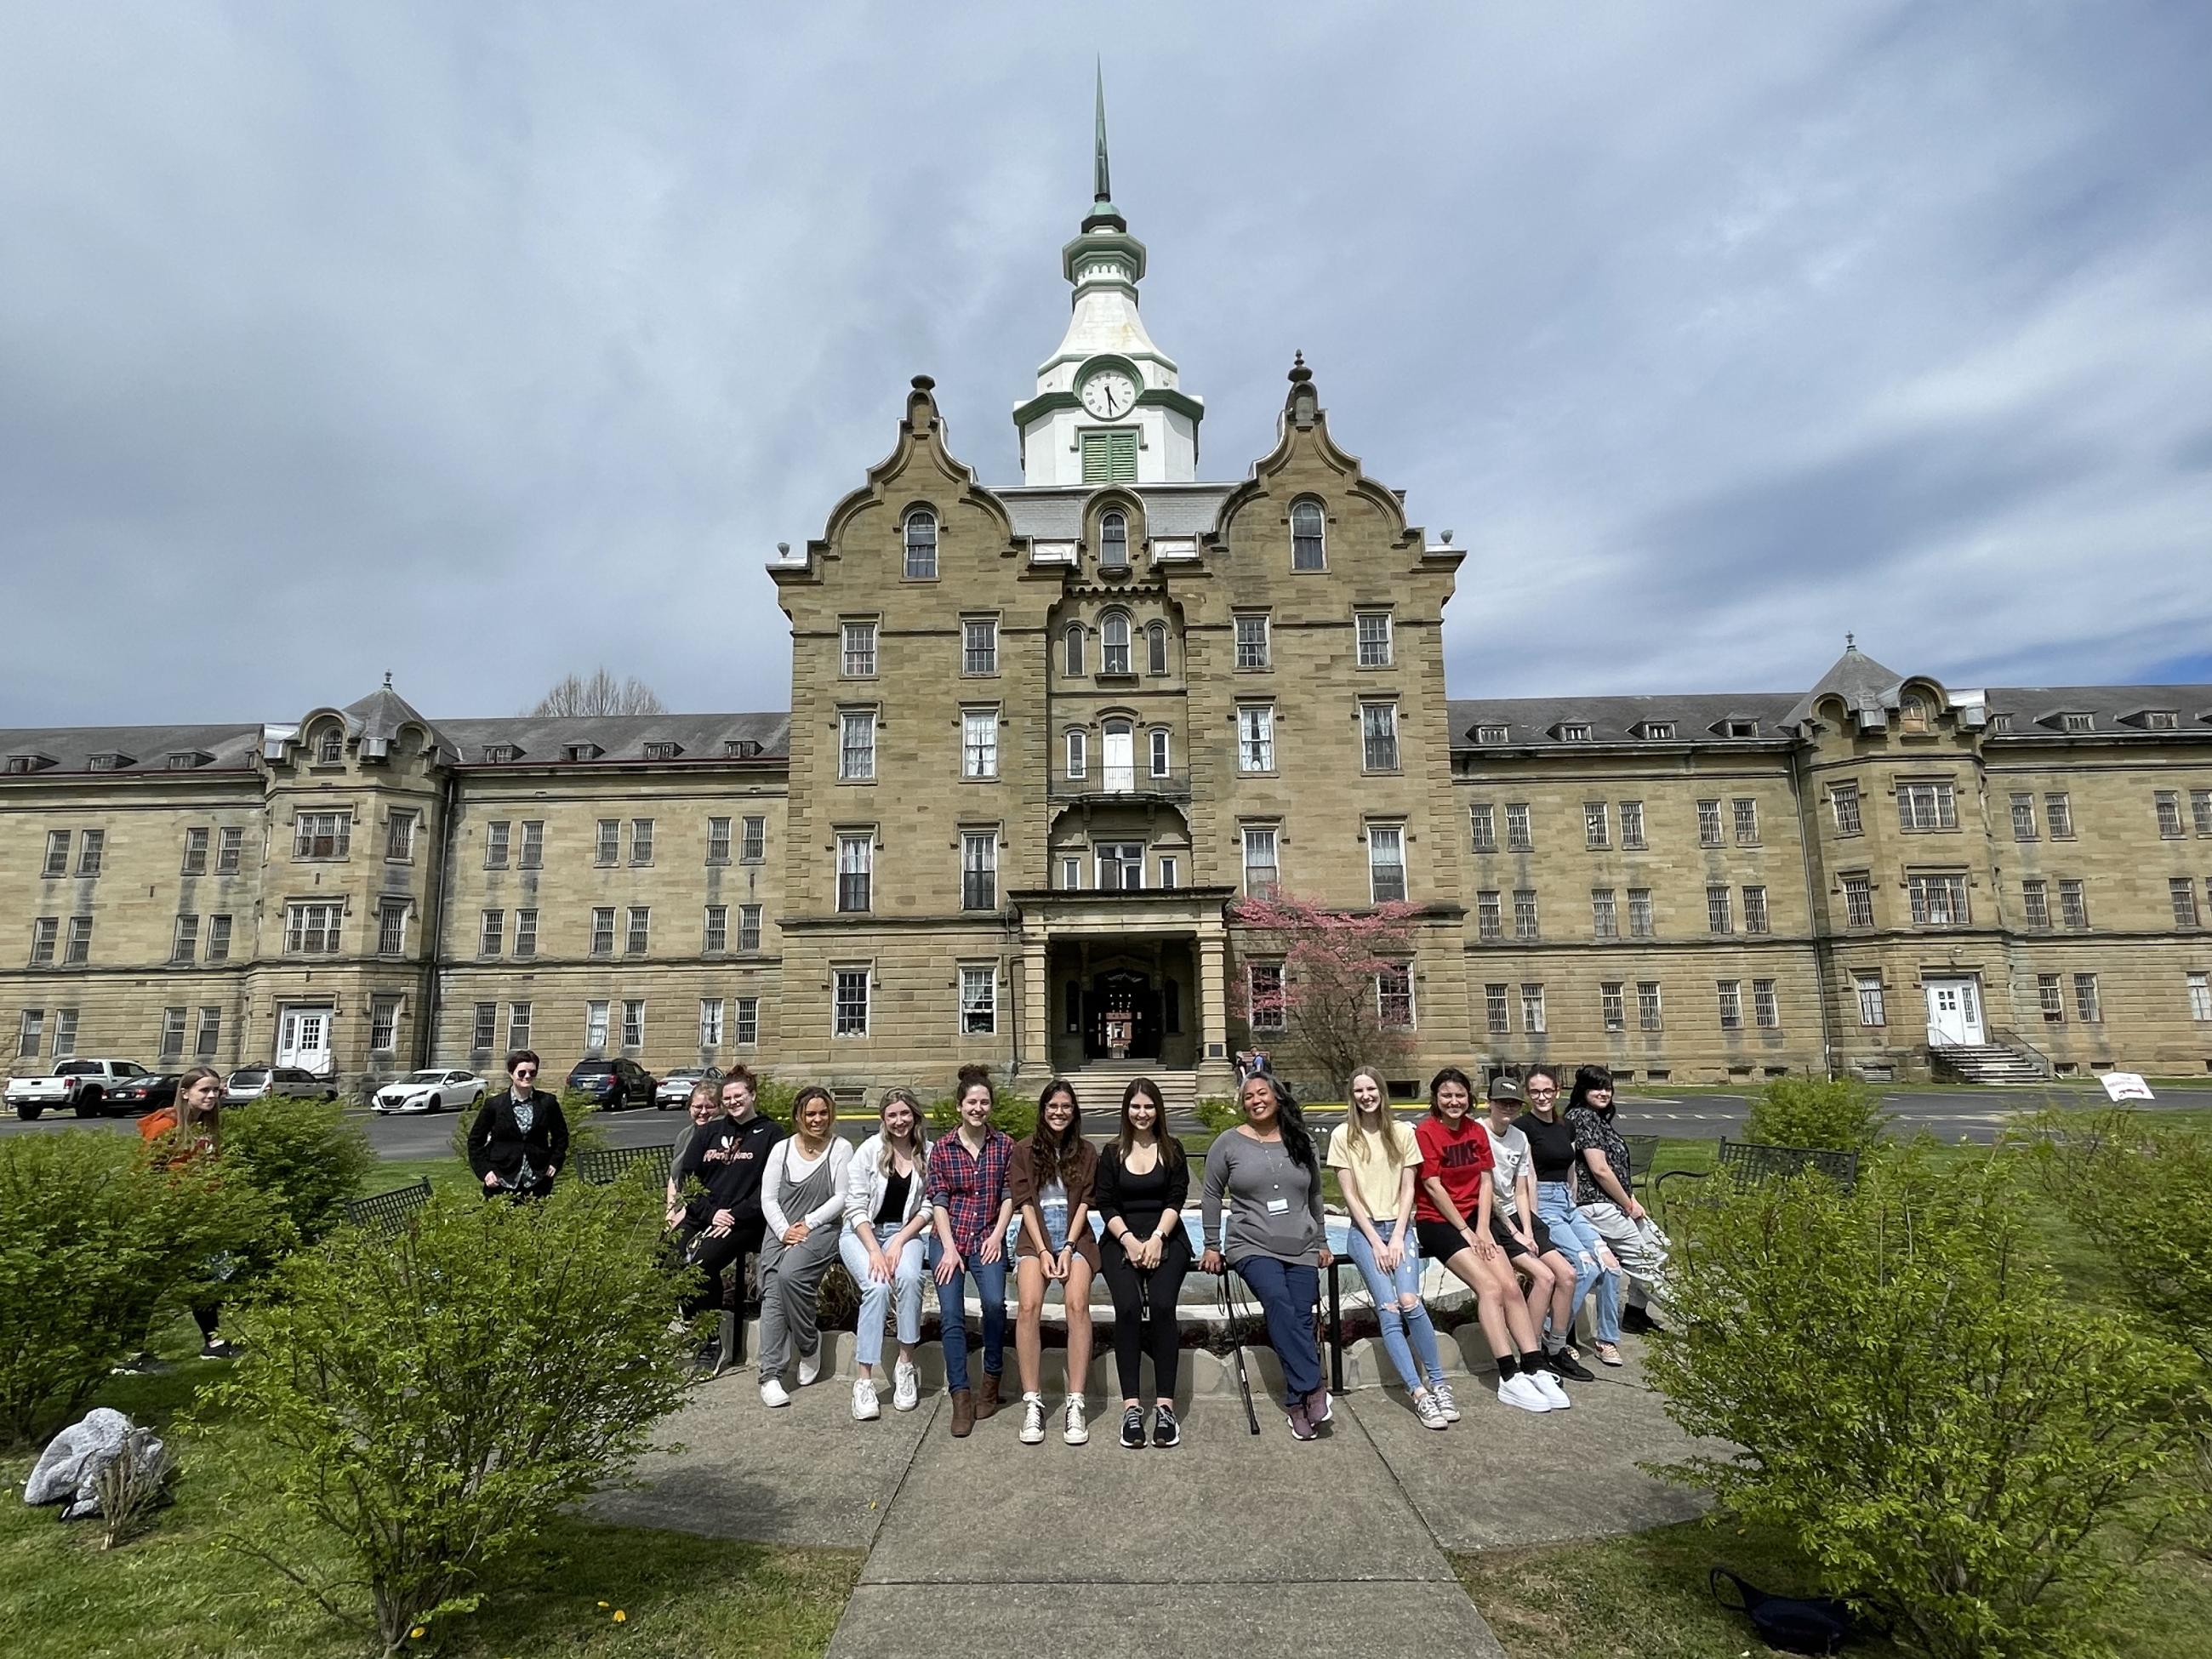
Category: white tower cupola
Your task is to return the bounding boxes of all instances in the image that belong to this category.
[1013,70,1203,485]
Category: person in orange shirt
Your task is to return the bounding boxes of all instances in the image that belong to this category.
[138,1067,237,1357]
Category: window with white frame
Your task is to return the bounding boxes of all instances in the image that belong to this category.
[1157,853,1178,889]
[1149,727,1171,778]
[294,812,350,858]
[1584,801,1610,849]
[1377,962,1415,1028]
[621,999,646,1047]
[584,1001,610,1051]
[2194,790,2212,835]
[1355,610,1393,668]
[15,1010,42,1058]
[1290,498,1325,569]
[1591,888,1617,939]
[1742,885,1769,934]
[1469,802,1496,852]
[590,907,615,956]
[1600,982,1625,1031]
[739,904,761,950]
[1065,728,1087,778]
[842,619,878,676]
[1628,887,1654,938]
[386,812,416,861]
[50,1009,77,1057]
[1360,702,1400,771]
[284,903,341,954]
[1692,800,1720,847]
[2059,879,2089,929]
[1483,983,1508,1035]
[707,817,731,864]
[1898,782,1958,831]
[377,901,408,955]
[314,725,344,765]
[206,915,231,961]
[1242,825,1280,898]
[595,819,619,865]
[1620,800,1645,848]
[2156,791,2185,838]
[1097,841,1144,891]
[1716,980,1742,1029]
[962,709,998,778]
[1247,961,1286,1029]
[30,916,58,966]
[473,1003,498,1050]
[160,1007,186,1059]
[1063,623,1086,677]
[217,824,244,873]
[904,510,938,579]
[1856,972,1886,1026]
[833,968,869,1036]
[1638,980,1664,1031]
[42,830,69,877]
[1514,889,1540,941]
[1842,875,1875,927]
[64,916,90,965]
[2170,878,2200,928]
[182,827,209,875]
[1367,824,1406,903]
[2073,972,2101,1022]
[71,830,102,876]
[839,710,877,781]
[961,832,996,910]
[704,905,727,952]
[1234,613,1270,670]
[1753,978,1779,1028]
[963,617,998,676]
[2021,878,2050,928]
[1098,511,1129,569]
[837,834,873,912]
[1520,983,1546,1034]
[741,815,766,862]
[370,996,402,1053]
[733,997,759,1046]
[629,818,653,864]
[1907,874,1970,926]
[1833,784,1864,835]
[1707,887,1735,935]
[1059,854,1082,891]
[1732,798,1759,845]
[2038,974,2065,1023]
[699,998,724,1047]
[2046,790,2074,837]
[1237,705,1275,772]
[2010,793,2037,840]
[1560,723,1592,743]
[2188,972,2211,1022]
[960,964,997,1034]
[1506,803,1532,852]
[1101,612,1132,675]
[624,906,650,955]
[1146,621,1168,675]
[1476,891,1501,942]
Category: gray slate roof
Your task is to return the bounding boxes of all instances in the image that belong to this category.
[999,482,1237,540]
[440,711,790,766]
[0,721,263,776]
[1983,685,2212,734]
[1445,693,1800,750]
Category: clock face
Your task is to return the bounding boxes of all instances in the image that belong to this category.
[1080,369,1137,419]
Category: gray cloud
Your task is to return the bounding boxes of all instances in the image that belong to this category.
[1,2,2206,727]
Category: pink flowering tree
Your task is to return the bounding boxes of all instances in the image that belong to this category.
[1227,892,1423,1098]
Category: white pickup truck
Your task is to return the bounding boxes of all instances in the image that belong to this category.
[6,1058,155,1120]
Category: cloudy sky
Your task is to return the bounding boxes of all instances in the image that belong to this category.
[3,2,2208,729]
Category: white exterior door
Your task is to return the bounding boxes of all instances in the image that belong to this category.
[1924,978,1985,1047]
[277,1006,333,1074]
[1102,723,1135,793]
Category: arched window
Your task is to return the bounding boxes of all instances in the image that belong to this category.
[904,509,938,579]
[1149,726,1172,778]
[1098,510,1129,569]
[1103,719,1136,793]
[314,723,344,765]
[1065,728,1087,778]
[1901,694,1930,733]
[1101,612,1132,676]
[1146,620,1168,676]
[1291,498,1325,570]
[1063,622,1086,677]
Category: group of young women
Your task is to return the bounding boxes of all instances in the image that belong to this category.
[663,1057,1666,1445]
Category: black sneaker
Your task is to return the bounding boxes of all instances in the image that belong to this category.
[1547,1347,1595,1383]
[1619,1304,1656,1335]
[1120,1405,1148,1450]
[198,1340,237,1360]
[1152,1403,1181,1448]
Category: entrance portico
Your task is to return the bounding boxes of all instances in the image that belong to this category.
[1009,887,1238,1100]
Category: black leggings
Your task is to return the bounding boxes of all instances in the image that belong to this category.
[1100,1238,1191,1401]
[676,1220,763,1319]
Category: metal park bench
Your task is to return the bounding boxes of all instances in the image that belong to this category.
[344,1177,433,1238]
[576,1143,676,1188]
[1622,1134,1659,1182]
[1652,1138,1861,1216]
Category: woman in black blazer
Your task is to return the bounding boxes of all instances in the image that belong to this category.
[466,1051,570,1198]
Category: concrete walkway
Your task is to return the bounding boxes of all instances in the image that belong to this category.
[592,1340,1709,1658]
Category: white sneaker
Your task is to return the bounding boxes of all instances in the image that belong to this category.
[851,1378,881,1421]
[1020,1393,1047,1445]
[1432,1379,1462,1422]
[797,1346,822,1387]
[1530,1368,1571,1410]
[665,1316,689,1337]
[761,1378,791,1408]
[1414,1391,1451,1431]
[892,1357,920,1411]
[1498,1372,1554,1413]
[1063,1395,1090,1445]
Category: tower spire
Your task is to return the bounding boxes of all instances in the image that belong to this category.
[1093,60,1112,206]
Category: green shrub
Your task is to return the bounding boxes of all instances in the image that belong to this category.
[201,1178,690,1656]
[1193,1097,1241,1133]
[1645,1144,2206,1658]
[924,1088,1037,1138]
[0,1132,274,1445]
[755,1077,797,1124]
[224,1096,375,1248]
[1742,1074,1888,1152]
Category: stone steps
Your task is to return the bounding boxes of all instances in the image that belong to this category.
[1931,1043,2051,1084]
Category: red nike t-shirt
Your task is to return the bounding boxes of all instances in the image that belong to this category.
[1413,1112,1494,1225]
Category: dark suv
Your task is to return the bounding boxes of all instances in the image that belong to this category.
[565,1057,656,1111]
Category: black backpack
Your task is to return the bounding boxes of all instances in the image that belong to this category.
[1710,1566,1862,1655]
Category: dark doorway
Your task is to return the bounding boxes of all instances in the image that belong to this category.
[1086,967,1163,1060]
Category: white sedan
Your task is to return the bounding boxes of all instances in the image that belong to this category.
[372,1069,486,1115]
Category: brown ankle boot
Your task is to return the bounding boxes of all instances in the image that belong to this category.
[975,1370,1001,1421]
[949,1388,975,1438]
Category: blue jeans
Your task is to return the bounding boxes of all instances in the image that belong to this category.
[938,1246,1007,1394]
[1346,1223,1445,1394]
[1536,1181,1616,1341]
[839,1222,926,1370]
[1234,1255,1323,1405]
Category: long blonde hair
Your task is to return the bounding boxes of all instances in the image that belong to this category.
[1341,1066,1402,1171]
[875,1086,928,1174]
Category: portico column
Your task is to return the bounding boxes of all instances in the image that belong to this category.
[1020,934,1049,1080]
[1196,930,1235,1100]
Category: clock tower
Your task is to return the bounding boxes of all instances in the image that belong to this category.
[1012,70,1204,485]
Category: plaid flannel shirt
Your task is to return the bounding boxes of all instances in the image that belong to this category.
[926,1126,1013,1257]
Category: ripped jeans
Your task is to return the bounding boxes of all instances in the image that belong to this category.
[1535,1181,1616,1341]
[1345,1222,1445,1394]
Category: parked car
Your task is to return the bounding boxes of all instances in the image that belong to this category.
[104,1072,181,1117]
[372,1069,486,1115]
[6,1058,154,1120]
[565,1057,656,1111]
[654,1066,722,1110]
[225,1065,339,1104]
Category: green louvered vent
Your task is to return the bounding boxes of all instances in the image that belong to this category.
[1080,428,1138,484]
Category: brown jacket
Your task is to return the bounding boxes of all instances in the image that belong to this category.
[1006,1133,1102,1265]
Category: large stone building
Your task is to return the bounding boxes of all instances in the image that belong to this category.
[7,111,2212,1105]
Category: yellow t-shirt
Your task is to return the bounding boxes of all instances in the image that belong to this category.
[1325,1119,1422,1222]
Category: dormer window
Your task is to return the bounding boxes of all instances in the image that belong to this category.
[1098,510,1129,570]
[314,727,344,765]
[565,743,602,762]
[1990,713,2014,733]
[1477,725,1509,745]
[1639,721,1675,741]
[641,742,681,761]
[88,753,131,772]
[1724,720,1757,739]
[2146,710,2180,730]
[724,738,764,760]
[1559,723,1592,743]
[167,751,209,771]
[1901,695,1930,733]
[482,744,520,764]
[6,754,53,774]
[2062,712,2094,733]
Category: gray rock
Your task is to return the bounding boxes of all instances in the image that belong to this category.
[24,1408,168,1519]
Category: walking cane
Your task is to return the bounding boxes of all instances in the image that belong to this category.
[1217,1268,1262,1436]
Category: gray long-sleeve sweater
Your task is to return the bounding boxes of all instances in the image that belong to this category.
[1200,1131,1325,1266]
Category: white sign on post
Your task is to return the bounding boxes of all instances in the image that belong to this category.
[2100,1071,2156,1103]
